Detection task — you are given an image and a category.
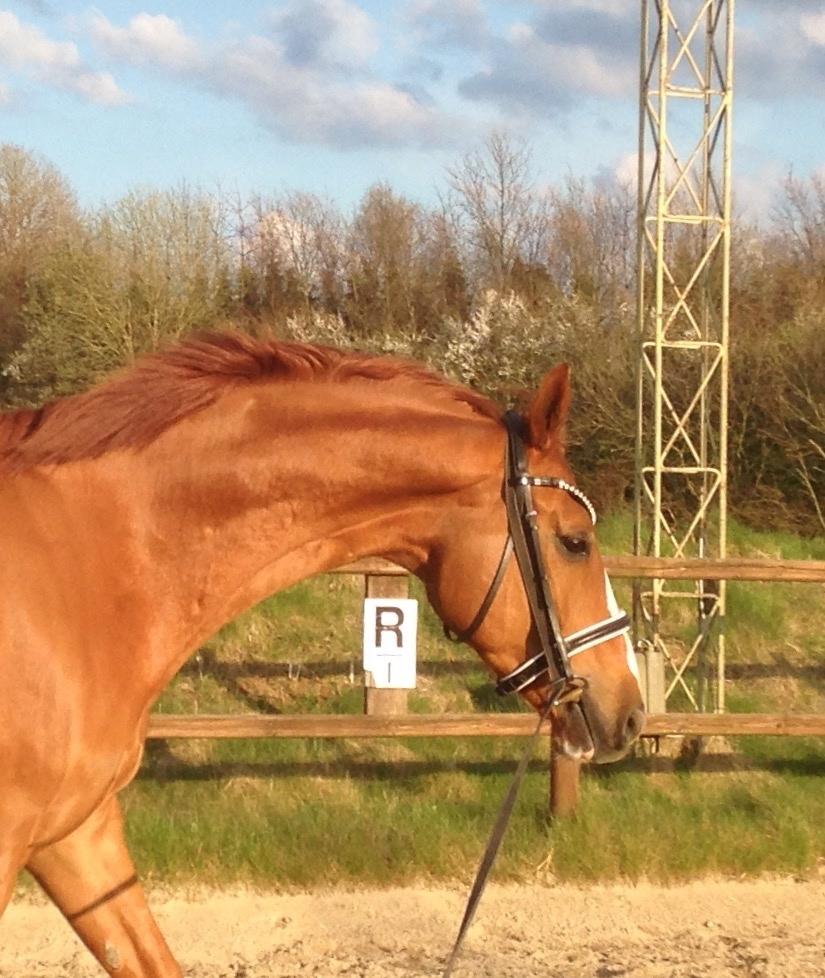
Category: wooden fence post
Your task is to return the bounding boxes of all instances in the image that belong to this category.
[364,573,410,716]
[549,748,581,818]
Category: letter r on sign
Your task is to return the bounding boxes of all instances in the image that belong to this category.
[375,606,404,648]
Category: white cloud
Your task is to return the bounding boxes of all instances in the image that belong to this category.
[405,0,488,49]
[800,11,825,47]
[270,0,378,70]
[88,7,461,149]
[70,69,125,106]
[90,13,201,71]
[613,151,643,187]
[455,3,825,121]
[611,151,786,225]
[460,17,635,115]
[538,0,636,12]
[0,11,75,71]
[0,11,129,105]
[216,34,456,148]
[734,163,786,225]
[613,149,684,192]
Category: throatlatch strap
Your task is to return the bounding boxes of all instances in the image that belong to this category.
[443,536,514,644]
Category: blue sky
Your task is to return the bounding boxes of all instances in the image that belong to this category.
[1,1,824,218]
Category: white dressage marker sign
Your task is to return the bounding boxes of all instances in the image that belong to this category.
[362,598,418,689]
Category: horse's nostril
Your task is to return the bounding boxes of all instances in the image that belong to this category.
[623,708,645,746]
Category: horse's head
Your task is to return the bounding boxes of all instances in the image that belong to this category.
[427,363,644,763]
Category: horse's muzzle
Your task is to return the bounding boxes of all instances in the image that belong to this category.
[555,692,645,764]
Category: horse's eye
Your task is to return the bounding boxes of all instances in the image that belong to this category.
[557,534,590,559]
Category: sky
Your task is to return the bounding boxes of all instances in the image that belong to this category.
[1,0,824,220]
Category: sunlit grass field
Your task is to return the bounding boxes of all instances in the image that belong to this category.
[114,516,825,886]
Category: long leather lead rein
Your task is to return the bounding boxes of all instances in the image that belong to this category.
[441,700,553,978]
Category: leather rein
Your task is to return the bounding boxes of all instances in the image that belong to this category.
[446,409,630,710]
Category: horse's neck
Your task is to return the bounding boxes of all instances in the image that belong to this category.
[131,381,500,694]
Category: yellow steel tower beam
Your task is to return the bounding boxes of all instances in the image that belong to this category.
[634,0,734,713]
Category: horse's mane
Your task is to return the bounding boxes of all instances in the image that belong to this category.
[0,332,501,473]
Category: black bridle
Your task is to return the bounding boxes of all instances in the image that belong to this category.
[446,410,630,708]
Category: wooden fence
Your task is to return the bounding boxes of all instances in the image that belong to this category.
[335,555,825,584]
[148,554,825,816]
[147,711,825,740]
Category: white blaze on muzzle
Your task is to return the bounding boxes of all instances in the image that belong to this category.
[607,572,640,683]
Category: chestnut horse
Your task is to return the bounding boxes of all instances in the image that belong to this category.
[0,333,643,976]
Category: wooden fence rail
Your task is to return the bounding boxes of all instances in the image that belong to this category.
[147,712,825,740]
[336,556,825,583]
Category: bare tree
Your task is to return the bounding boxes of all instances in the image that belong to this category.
[547,174,635,320]
[445,131,548,293]
[0,144,78,278]
[248,191,344,317]
[0,144,79,400]
[420,209,471,323]
[11,186,234,400]
[773,172,825,268]
[345,183,426,336]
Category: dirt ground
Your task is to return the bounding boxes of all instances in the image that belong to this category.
[2,879,824,978]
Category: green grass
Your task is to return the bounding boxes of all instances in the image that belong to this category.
[121,732,825,887]
[105,514,825,887]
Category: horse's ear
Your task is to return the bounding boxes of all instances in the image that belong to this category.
[526,363,572,449]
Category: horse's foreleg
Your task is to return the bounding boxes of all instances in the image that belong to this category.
[26,796,181,978]
[0,851,22,917]
[0,822,34,917]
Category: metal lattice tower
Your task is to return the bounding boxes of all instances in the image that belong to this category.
[634,0,734,713]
